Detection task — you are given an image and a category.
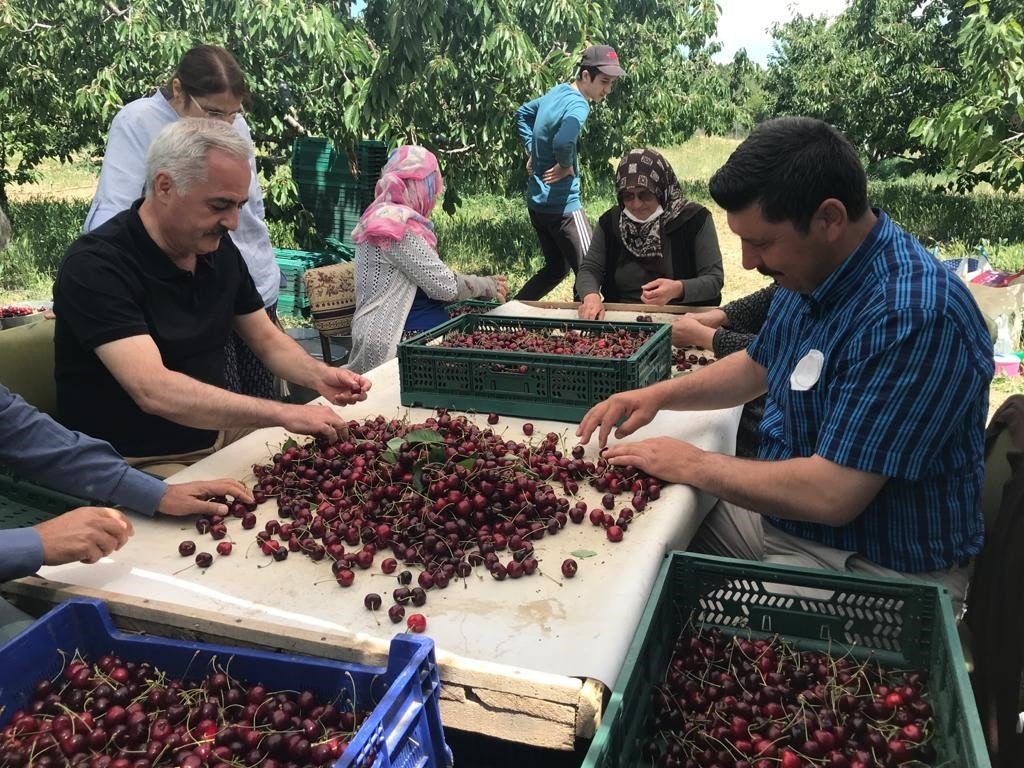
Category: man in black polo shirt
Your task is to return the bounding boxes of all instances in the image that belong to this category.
[54,119,370,475]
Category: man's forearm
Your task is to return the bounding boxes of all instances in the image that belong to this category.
[683,452,881,527]
[137,370,288,430]
[654,350,767,412]
[251,333,328,392]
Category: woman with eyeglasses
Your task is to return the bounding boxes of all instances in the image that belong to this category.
[576,148,723,320]
[84,44,281,400]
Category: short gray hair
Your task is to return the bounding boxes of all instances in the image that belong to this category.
[145,118,250,197]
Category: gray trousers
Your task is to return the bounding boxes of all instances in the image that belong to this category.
[691,500,971,616]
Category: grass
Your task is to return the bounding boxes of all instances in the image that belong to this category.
[3,135,1021,418]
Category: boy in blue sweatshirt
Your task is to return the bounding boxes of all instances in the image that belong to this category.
[514,45,625,300]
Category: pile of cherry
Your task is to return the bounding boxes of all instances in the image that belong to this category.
[1,305,39,318]
[437,325,655,358]
[673,347,715,374]
[646,626,938,768]
[632,314,714,374]
[180,411,661,630]
[0,653,369,768]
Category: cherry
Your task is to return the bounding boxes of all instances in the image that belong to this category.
[397,570,413,585]
[522,423,534,436]
[561,559,578,578]
[487,413,499,425]
[335,568,355,587]
[195,552,213,568]
[178,541,196,557]
[363,593,382,610]
[216,541,233,556]
[388,604,405,624]
[406,613,427,633]
[606,525,624,542]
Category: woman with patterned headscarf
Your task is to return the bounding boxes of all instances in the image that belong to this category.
[347,145,507,373]
[576,148,723,319]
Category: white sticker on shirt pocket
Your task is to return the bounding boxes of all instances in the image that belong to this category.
[790,349,825,391]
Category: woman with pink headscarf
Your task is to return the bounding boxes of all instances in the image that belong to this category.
[347,146,507,373]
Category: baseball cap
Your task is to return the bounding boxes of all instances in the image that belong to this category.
[579,45,626,77]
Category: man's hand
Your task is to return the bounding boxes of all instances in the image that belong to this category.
[281,403,352,443]
[601,437,703,484]
[158,479,254,517]
[36,507,133,565]
[541,164,575,185]
[576,388,661,449]
[641,278,684,306]
[578,294,605,320]
[671,315,719,349]
[316,368,371,407]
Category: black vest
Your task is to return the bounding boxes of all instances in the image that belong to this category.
[597,207,720,307]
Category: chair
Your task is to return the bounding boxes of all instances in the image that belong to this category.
[303,262,356,365]
[0,317,57,416]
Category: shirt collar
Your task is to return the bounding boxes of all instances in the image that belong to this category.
[125,200,216,278]
[800,208,889,315]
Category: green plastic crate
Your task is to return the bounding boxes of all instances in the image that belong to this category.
[291,138,387,253]
[397,315,671,422]
[584,552,989,768]
[274,248,348,317]
[0,473,87,528]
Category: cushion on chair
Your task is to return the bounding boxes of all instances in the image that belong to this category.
[0,317,57,417]
[304,262,356,337]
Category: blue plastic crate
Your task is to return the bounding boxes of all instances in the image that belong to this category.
[0,599,451,768]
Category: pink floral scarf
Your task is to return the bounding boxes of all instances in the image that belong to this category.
[351,145,444,249]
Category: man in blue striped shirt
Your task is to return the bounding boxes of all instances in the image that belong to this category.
[577,117,992,606]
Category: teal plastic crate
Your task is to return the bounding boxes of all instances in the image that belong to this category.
[0,598,452,768]
[275,247,348,317]
[0,473,87,528]
[291,138,387,254]
[398,315,671,422]
[585,552,989,768]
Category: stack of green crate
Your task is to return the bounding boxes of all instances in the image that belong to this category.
[291,137,387,256]
[274,248,338,317]
[355,140,388,210]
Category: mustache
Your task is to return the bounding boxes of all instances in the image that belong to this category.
[757,266,782,277]
[204,226,229,237]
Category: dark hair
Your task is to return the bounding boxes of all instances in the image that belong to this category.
[169,45,249,103]
[577,65,602,82]
[708,117,868,232]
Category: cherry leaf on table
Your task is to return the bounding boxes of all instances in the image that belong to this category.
[404,429,444,444]
[570,549,597,559]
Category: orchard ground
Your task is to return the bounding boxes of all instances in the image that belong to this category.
[2,135,1020,419]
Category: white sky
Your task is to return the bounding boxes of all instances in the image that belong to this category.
[711,0,850,65]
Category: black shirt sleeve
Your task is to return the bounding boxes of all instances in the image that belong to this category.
[55,246,151,351]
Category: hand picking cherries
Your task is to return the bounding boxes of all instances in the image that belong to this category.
[645,625,938,768]
[0,652,371,767]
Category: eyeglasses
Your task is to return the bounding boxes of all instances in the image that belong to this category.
[188,93,244,121]
[621,189,656,203]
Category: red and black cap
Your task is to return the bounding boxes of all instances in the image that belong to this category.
[579,45,626,77]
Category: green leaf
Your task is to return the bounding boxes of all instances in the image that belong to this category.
[404,429,444,444]
[387,437,406,453]
[570,549,597,559]
[282,438,298,451]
